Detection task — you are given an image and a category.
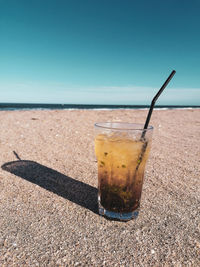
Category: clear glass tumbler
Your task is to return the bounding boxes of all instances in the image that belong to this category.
[94,122,153,221]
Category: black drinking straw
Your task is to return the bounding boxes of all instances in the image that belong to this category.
[134,70,176,173]
[141,70,176,139]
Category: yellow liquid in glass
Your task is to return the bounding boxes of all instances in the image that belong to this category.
[95,133,150,212]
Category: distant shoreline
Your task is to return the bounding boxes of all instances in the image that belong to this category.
[0,103,200,111]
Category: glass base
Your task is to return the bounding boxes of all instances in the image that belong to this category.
[98,201,140,221]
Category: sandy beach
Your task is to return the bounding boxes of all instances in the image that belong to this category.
[0,109,199,266]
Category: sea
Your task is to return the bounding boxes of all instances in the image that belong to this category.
[0,103,199,111]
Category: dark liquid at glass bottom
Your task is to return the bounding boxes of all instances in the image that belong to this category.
[99,183,141,213]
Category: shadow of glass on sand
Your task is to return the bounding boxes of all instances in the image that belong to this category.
[1,160,98,214]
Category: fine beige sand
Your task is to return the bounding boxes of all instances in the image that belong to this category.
[0,109,199,266]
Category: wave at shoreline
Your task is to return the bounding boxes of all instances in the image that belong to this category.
[0,103,200,111]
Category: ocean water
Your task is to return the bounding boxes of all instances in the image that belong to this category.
[0,103,200,111]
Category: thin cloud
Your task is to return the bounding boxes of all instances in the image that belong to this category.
[0,82,200,105]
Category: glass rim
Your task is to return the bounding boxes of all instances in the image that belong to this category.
[94,122,153,131]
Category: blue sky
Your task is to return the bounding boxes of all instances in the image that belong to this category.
[0,0,200,105]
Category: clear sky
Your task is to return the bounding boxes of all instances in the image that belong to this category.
[0,0,200,105]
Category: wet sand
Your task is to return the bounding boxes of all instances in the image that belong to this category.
[0,109,199,266]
